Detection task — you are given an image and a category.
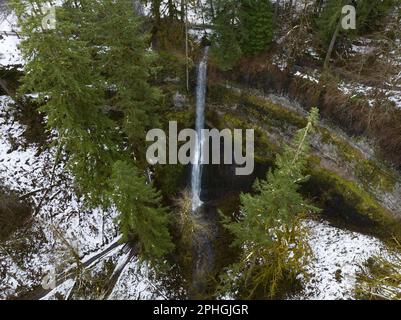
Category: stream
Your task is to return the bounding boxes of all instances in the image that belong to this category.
[191,46,209,212]
[190,46,217,297]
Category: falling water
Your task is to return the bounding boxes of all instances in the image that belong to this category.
[191,46,209,212]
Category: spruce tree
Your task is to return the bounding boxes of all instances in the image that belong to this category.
[82,0,162,159]
[318,0,395,45]
[211,0,275,70]
[14,0,117,203]
[220,108,320,299]
[14,0,173,261]
[211,0,243,70]
[356,0,395,34]
[240,0,274,56]
[317,0,345,46]
[110,160,174,259]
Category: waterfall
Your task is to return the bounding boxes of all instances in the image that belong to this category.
[191,46,209,212]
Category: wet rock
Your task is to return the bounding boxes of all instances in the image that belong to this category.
[164,76,181,84]
[173,92,187,108]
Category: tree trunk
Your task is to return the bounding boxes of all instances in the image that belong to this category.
[180,0,185,22]
[185,1,189,92]
[168,0,175,20]
[323,17,342,70]
[274,0,280,22]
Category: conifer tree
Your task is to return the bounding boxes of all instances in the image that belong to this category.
[356,0,395,34]
[317,0,345,46]
[219,108,320,299]
[110,160,174,259]
[82,0,162,158]
[211,0,275,70]
[317,0,395,68]
[211,0,243,70]
[14,0,173,261]
[240,0,274,56]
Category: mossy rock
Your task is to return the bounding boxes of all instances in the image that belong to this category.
[305,166,401,239]
[208,83,401,239]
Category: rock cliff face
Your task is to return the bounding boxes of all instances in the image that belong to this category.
[203,83,401,239]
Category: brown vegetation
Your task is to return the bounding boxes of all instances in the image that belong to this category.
[220,50,401,169]
[0,188,32,241]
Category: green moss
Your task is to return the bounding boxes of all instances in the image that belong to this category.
[208,85,306,131]
[319,128,397,192]
[164,109,194,129]
[307,166,401,239]
[245,94,307,129]
[213,110,276,166]
[355,159,397,192]
[207,85,242,106]
[207,84,401,239]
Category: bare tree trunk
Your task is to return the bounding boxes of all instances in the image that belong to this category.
[274,0,280,22]
[168,0,175,20]
[209,0,216,20]
[185,1,189,92]
[324,18,342,70]
[180,0,185,22]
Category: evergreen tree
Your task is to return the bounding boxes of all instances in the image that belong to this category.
[318,0,395,46]
[211,2,243,71]
[211,0,243,71]
[211,0,275,70]
[219,108,320,299]
[110,160,174,259]
[83,0,162,158]
[15,0,117,203]
[317,0,395,68]
[240,0,274,56]
[317,0,345,46]
[14,0,173,261]
[356,0,395,34]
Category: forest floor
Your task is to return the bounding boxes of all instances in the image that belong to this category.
[0,91,397,300]
[0,94,168,300]
[1,8,401,300]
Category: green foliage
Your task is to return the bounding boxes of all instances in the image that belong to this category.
[219,219,311,299]
[14,0,173,261]
[355,0,395,34]
[211,0,274,70]
[84,0,162,151]
[317,0,346,45]
[110,161,174,260]
[317,0,395,45]
[219,108,320,299]
[211,0,243,71]
[172,191,212,278]
[240,0,274,56]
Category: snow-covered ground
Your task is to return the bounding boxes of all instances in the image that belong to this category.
[0,7,169,300]
[1,3,400,300]
[1,93,397,300]
[0,95,159,299]
[301,219,391,300]
[0,12,23,67]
